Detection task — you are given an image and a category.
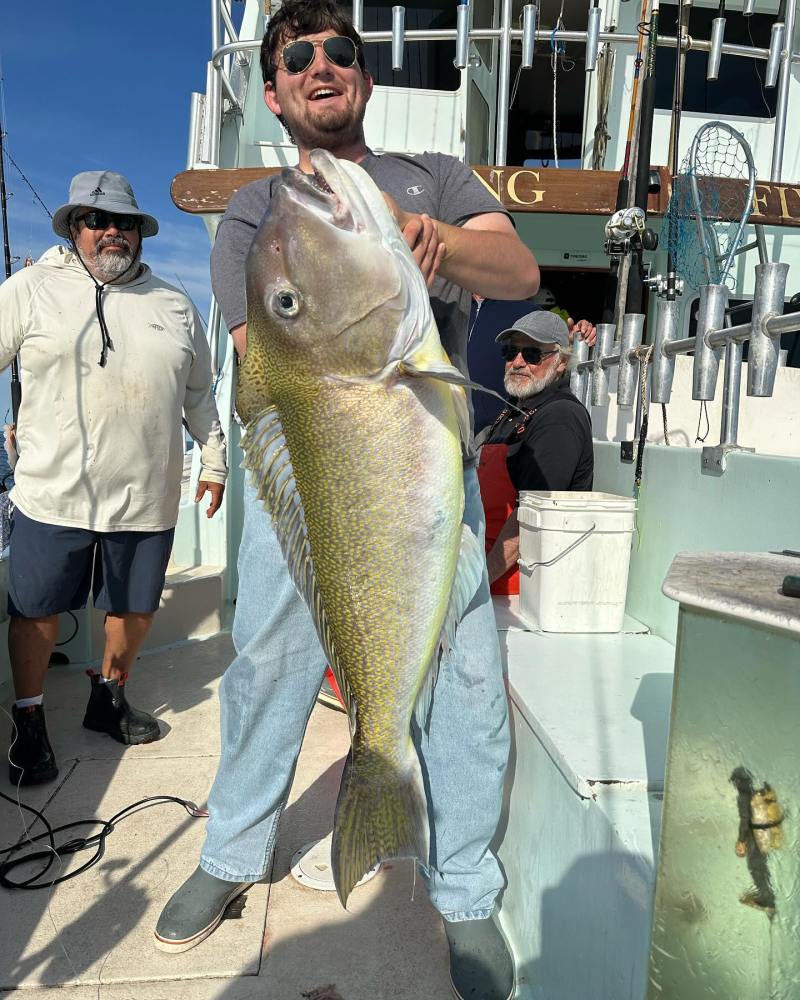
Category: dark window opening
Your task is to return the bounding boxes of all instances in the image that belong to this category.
[358,0,460,91]
[655,5,778,119]
[506,38,588,167]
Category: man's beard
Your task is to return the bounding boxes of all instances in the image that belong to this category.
[504,364,560,400]
[288,104,365,150]
[87,237,140,283]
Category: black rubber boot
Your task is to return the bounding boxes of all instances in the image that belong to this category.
[82,671,160,745]
[154,866,253,953]
[8,704,59,786]
[444,915,516,1000]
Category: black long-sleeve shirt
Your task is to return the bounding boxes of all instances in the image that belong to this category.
[486,376,594,492]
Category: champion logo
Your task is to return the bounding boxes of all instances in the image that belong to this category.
[90,187,105,196]
[149,323,165,331]
[406,185,425,196]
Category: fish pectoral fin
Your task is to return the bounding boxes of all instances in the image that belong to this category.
[414,522,486,733]
[241,406,357,718]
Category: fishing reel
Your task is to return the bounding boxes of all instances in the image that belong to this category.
[645,272,685,298]
[604,206,659,260]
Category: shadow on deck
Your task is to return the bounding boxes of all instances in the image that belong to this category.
[0,634,454,999]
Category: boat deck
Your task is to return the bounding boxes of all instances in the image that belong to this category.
[0,634,454,999]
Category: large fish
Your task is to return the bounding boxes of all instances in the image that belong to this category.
[238,149,484,907]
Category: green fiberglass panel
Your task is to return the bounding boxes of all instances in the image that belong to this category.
[648,609,800,999]
[593,443,800,642]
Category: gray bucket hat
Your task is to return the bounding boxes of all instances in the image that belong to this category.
[52,170,159,239]
[495,309,570,350]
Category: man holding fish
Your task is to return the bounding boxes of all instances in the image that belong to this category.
[156,3,539,996]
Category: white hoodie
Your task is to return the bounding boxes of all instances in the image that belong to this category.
[0,246,227,532]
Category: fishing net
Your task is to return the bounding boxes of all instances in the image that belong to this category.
[662,121,757,290]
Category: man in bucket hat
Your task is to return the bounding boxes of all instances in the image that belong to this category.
[0,170,228,786]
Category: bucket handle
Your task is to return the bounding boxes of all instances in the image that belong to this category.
[518,522,596,573]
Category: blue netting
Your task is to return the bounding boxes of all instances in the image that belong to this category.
[662,123,753,291]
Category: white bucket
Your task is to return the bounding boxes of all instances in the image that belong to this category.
[517,491,636,633]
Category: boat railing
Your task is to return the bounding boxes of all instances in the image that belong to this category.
[569,263,800,471]
[196,0,799,177]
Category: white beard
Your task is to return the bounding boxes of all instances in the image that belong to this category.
[87,240,140,283]
[504,364,560,400]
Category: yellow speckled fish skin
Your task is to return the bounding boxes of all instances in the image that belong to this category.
[238,151,480,907]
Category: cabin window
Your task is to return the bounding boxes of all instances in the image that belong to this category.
[655,5,778,119]
[359,0,460,91]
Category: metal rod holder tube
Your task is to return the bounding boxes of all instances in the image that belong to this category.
[586,4,602,71]
[765,21,785,87]
[570,338,590,402]
[591,323,616,405]
[707,17,725,80]
[693,284,729,401]
[651,298,681,403]
[743,0,756,14]
[496,0,513,165]
[352,0,363,32]
[771,0,797,178]
[455,2,470,70]
[720,339,743,446]
[392,6,406,71]
[522,4,538,67]
[748,261,789,396]
[616,313,645,406]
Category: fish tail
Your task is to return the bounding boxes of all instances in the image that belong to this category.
[332,742,429,908]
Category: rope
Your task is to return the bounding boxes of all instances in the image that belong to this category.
[633,343,655,497]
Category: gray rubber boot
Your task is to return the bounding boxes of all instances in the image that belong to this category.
[444,916,516,1000]
[154,866,254,953]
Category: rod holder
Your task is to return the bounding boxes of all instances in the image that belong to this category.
[693,284,728,401]
[585,4,602,71]
[392,6,405,71]
[743,0,756,13]
[707,17,725,80]
[651,298,681,404]
[748,260,789,396]
[616,313,645,407]
[765,21,785,88]
[570,338,590,402]
[455,2,470,70]
[522,4,538,67]
[591,323,616,406]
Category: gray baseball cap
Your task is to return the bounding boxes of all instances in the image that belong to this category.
[495,309,570,350]
[52,170,159,239]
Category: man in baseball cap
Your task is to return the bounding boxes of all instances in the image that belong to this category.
[478,309,594,593]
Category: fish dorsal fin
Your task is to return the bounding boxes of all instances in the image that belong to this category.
[414,521,486,732]
[241,406,356,727]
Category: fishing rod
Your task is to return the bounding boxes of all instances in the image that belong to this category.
[0,112,21,428]
[600,0,649,326]
[623,0,660,318]
[664,0,692,303]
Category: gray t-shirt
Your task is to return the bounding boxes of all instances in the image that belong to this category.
[210,150,509,387]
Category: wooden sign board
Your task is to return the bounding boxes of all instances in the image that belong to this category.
[171,165,800,229]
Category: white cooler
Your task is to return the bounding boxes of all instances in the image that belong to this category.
[517,491,636,633]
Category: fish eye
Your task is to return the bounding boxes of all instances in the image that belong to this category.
[273,288,301,318]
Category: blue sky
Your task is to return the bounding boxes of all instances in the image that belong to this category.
[1,2,240,420]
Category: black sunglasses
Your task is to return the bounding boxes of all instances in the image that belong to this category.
[501,344,559,364]
[281,35,359,75]
[75,210,140,232]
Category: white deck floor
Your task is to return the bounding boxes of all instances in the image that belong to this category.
[0,635,455,999]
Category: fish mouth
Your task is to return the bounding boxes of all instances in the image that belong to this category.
[281,162,358,235]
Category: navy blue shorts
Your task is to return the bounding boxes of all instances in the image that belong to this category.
[7,509,175,618]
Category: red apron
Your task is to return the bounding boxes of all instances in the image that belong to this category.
[478,442,520,595]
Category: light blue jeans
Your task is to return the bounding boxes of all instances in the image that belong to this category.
[201,466,510,920]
